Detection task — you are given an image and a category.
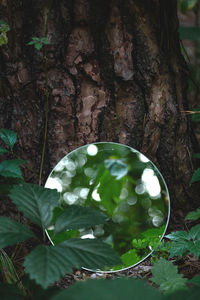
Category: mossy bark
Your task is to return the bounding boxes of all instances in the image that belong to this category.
[0,0,199,212]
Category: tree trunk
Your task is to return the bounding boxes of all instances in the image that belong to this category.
[0,0,199,214]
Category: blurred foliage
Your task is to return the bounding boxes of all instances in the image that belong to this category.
[48,143,169,270]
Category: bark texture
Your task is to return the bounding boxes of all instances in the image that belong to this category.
[0,0,199,211]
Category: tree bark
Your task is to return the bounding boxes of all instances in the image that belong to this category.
[0,0,199,213]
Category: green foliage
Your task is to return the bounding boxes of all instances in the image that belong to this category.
[54,205,108,234]
[0,217,35,248]
[191,168,200,183]
[0,159,25,179]
[178,0,199,14]
[179,27,200,40]
[0,147,9,155]
[166,225,200,259]
[0,128,17,150]
[189,275,200,287]
[185,207,200,221]
[150,258,188,294]
[9,183,60,229]
[0,20,9,46]
[104,159,129,180]
[27,37,50,51]
[51,278,162,300]
[25,239,121,289]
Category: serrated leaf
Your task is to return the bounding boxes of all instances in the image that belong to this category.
[24,239,121,289]
[189,224,200,240]
[0,159,25,179]
[54,205,108,234]
[0,129,17,149]
[187,240,200,258]
[104,159,128,180]
[169,240,189,258]
[185,208,200,221]
[9,183,59,229]
[150,258,187,294]
[0,217,35,248]
[0,147,8,155]
[51,278,162,300]
[165,230,190,241]
[189,275,200,287]
[191,168,200,184]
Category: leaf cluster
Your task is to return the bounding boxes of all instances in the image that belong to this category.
[27,37,50,51]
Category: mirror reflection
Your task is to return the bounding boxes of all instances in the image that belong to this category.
[45,142,170,272]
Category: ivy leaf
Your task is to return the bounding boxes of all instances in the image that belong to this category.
[165,231,190,241]
[150,258,187,294]
[185,208,200,221]
[54,205,108,234]
[51,278,162,300]
[0,147,8,155]
[0,217,35,248]
[191,168,200,184]
[0,129,17,149]
[9,183,59,229]
[169,240,189,258]
[24,239,121,289]
[0,159,25,179]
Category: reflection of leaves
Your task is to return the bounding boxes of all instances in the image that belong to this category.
[120,249,141,267]
[54,205,108,234]
[97,170,124,215]
[104,159,128,180]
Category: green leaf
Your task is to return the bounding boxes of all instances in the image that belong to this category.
[0,283,23,300]
[24,239,121,289]
[189,275,200,287]
[104,159,128,180]
[9,183,59,229]
[189,224,200,240]
[193,153,200,159]
[54,205,108,234]
[150,258,187,294]
[178,0,198,14]
[35,43,43,50]
[169,240,189,258]
[51,278,162,300]
[0,147,8,155]
[41,37,50,44]
[187,240,200,258]
[0,217,35,248]
[165,231,190,241]
[0,129,17,149]
[179,27,200,40]
[185,207,200,221]
[120,249,141,267]
[191,168,200,183]
[0,159,25,179]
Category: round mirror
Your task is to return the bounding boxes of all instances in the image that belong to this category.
[45,142,170,272]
